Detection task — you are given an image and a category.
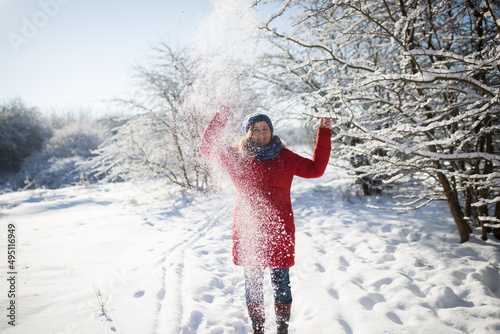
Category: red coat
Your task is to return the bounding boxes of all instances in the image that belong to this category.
[200,112,332,269]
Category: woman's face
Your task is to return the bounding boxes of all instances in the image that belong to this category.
[250,121,272,146]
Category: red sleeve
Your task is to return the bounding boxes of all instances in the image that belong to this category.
[294,127,332,178]
[199,112,229,163]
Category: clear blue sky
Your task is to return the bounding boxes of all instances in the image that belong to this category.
[0,0,212,115]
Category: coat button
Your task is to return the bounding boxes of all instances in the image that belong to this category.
[268,192,271,195]
[268,167,271,170]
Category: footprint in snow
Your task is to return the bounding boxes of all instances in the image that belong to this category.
[187,310,204,330]
[372,277,393,292]
[339,256,350,271]
[133,290,145,298]
[359,292,386,310]
[315,263,326,273]
[157,288,165,301]
[339,319,353,334]
[386,311,403,325]
[201,294,214,303]
[210,277,224,289]
[327,288,339,300]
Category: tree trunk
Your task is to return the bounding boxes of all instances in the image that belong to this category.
[494,201,500,240]
[436,171,470,243]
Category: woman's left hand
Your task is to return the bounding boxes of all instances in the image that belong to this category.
[319,117,332,130]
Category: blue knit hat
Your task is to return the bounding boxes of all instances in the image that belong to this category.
[243,113,273,134]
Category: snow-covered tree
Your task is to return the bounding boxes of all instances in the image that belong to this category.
[254,0,500,242]
[90,44,259,189]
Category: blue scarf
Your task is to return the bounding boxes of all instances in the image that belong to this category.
[244,136,283,161]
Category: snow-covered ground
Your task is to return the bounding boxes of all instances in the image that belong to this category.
[1,171,500,334]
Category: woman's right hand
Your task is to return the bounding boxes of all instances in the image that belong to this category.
[219,105,231,116]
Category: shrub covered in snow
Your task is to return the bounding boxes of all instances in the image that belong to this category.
[0,99,50,174]
[10,116,110,189]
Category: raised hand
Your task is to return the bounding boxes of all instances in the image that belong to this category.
[319,117,332,130]
[219,105,231,116]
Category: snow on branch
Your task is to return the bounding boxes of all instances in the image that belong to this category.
[472,196,500,207]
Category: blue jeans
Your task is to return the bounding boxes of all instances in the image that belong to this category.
[244,267,293,305]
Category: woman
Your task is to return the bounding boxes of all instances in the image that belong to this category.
[200,105,332,333]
